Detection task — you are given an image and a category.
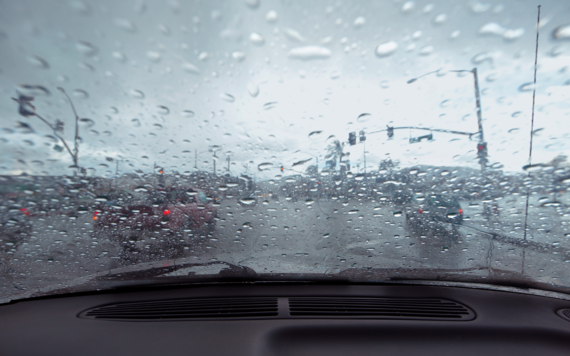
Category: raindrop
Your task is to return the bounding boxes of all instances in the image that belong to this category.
[380,80,390,89]
[153,123,163,130]
[353,16,366,27]
[511,111,521,118]
[375,41,398,57]
[231,51,246,61]
[181,62,200,74]
[393,211,403,217]
[157,105,170,115]
[247,82,259,97]
[472,52,494,65]
[519,83,535,92]
[75,41,98,56]
[348,209,359,214]
[401,1,415,12]
[266,10,278,22]
[17,84,50,96]
[470,1,490,13]
[288,46,332,60]
[249,32,265,45]
[134,186,148,192]
[220,93,235,102]
[308,131,322,139]
[27,55,50,69]
[478,22,505,36]
[158,24,171,35]
[114,18,137,32]
[305,199,314,205]
[198,52,209,61]
[354,174,364,181]
[323,233,330,238]
[112,51,127,63]
[130,89,145,99]
[503,28,525,41]
[433,13,447,25]
[72,89,89,99]
[183,110,195,118]
[553,24,570,40]
[419,45,434,55]
[146,50,162,62]
[263,102,277,110]
[79,118,95,128]
[239,198,256,205]
[245,0,260,9]
[258,162,273,171]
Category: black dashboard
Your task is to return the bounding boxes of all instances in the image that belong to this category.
[1,283,570,355]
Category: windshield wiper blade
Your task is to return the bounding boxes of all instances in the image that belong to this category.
[95,261,257,282]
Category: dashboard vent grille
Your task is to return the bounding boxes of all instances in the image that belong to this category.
[80,297,278,320]
[80,297,474,321]
[288,297,474,320]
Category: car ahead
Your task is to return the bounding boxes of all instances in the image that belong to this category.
[404,194,463,235]
[93,187,217,261]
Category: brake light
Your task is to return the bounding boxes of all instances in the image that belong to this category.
[418,208,423,213]
[459,209,463,215]
[20,208,30,216]
[93,211,98,220]
[163,209,171,215]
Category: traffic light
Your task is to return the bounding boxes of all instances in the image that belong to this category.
[359,130,366,142]
[349,132,356,146]
[477,142,488,165]
[280,165,284,172]
[387,125,394,138]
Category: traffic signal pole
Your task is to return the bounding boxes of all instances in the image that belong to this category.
[471,68,487,172]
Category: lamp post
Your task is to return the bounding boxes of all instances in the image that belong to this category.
[407,67,487,172]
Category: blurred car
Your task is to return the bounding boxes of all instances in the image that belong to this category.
[404,194,463,234]
[0,206,32,257]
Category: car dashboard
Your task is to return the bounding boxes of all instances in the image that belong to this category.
[1,283,570,355]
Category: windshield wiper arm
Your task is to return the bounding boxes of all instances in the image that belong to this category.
[96,261,257,282]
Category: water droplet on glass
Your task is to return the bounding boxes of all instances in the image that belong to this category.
[353,16,366,27]
[305,199,314,205]
[112,51,127,63]
[258,162,273,171]
[181,62,200,74]
[75,41,98,56]
[375,41,398,57]
[478,22,506,36]
[18,84,50,97]
[228,52,244,63]
[308,131,322,139]
[519,83,535,92]
[380,80,390,89]
[503,28,525,40]
[27,55,50,69]
[220,93,235,102]
[433,13,447,25]
[553,24,570,40]
[393,211,403,217]
[146,50,162,63]
[249,32,265,45]
[245,0,260,9]
[72,89,89,99]
[247,82,259,97]
[288,46,332,60]
[183,110,195,118]
[130,89,145,99]
[239,198,256,205]
[157,105,170,115]
[266,10,278,23]
[114,18,137,32]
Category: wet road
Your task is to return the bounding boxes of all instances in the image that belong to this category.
[1,196,569,301]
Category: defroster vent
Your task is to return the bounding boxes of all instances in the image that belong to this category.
[80,297,278,320]
[79,297,475,321]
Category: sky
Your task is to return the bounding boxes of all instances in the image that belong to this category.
[0,0,569,180]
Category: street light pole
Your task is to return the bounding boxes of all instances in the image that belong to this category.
[408,67,488,172]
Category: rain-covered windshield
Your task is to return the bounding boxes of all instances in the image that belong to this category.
[1,0,570,302]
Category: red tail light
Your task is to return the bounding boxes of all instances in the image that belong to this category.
[459,209,463,215]
[163,209,171,215]
[93,211,98,220]
[418,208,424,213]
[20,208,30,216]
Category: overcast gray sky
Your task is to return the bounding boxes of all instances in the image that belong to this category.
[1,0,569,179]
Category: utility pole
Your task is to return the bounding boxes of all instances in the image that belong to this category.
[227,155,230,174]
[194,149,197,170]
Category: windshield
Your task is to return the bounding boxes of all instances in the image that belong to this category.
[1,0,570,302]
